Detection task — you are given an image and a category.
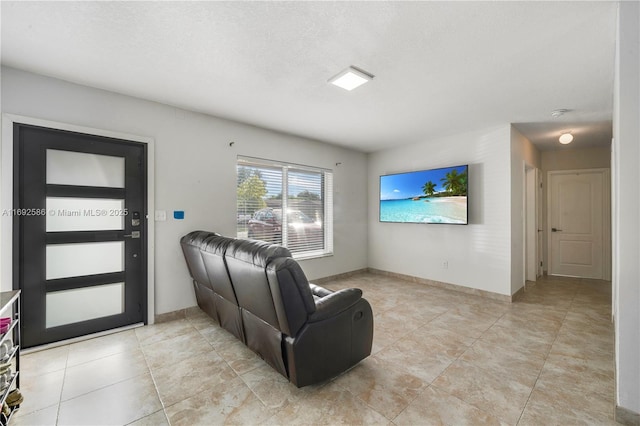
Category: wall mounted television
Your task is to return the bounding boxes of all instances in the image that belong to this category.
[379,164,468,225]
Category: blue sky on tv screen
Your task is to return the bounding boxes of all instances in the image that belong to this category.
[380,165,467,201]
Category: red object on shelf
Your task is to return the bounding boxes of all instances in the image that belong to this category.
[0,318,10,334]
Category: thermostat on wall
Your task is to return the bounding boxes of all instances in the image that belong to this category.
[173,210,185,220]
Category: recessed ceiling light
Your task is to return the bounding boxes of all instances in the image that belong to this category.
[328,66,374,91]
[559,133,574,144]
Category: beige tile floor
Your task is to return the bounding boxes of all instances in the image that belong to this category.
[13,273,616,425]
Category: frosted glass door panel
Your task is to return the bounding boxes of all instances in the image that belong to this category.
[47,149,125,188]
[46,197,125,232]
[46,242,124,280]
[46,283,124,328]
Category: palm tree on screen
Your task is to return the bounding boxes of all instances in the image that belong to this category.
[441,169,467,196]
[441,170,459,194]
[422,181,437,197]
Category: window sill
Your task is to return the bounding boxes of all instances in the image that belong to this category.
[292,251,334,261]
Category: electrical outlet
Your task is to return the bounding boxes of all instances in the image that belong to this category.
[442,261,448,269]
[155,210,167,221]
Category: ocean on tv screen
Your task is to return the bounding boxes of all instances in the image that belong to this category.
[380,197,467,224]
[379,164,468,224]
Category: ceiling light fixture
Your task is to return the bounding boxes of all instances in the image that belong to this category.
[551,109,571,118]
[559,132,574,144]
[328,66,374,91]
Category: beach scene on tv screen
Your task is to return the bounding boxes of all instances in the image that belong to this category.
[380,165,468,224]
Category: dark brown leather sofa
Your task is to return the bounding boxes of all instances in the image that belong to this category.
[180,231,374,387]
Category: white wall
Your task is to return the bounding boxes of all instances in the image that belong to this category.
[510,126,541,294]
[0,67,369,315]
[613,1,640,416]
[368,125,513,296]
[541,146,611,171]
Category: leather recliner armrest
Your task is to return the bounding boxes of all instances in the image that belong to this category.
[308,288,362,323]
[309,283,333,298]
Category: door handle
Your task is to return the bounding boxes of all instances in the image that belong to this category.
[551,228,562,232]
[124,231,141,239]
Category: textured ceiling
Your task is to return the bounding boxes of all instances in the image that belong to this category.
[1,1,617,153]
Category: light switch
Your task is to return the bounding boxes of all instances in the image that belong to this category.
[155,210,167,221]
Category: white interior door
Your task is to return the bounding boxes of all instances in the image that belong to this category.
[548,170,604,278]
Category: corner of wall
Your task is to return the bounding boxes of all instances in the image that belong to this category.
[367,125,513,297]
[613,0,640,415]
[509,125,542,295]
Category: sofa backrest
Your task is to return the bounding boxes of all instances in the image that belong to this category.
[266,257,317,336]
[184,232,318,337]
[224,239,292,329]
[180,230,219,290]
[200,234,236,303]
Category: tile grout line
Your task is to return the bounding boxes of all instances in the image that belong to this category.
[190,313,323,425]
[234,370,279,425]
[391,307,504,423]
[513,283,578,425]
[152,315,248,421]
[142,324,194,422]
[338,323,436,421]
[63,342,155,426]
[187,315,274,415]
[433,308,515,424]
[53,345,71,426]
[135,322,183,425]
[51,338,154,421]
[331,307,457,423]
[389,307,512,424]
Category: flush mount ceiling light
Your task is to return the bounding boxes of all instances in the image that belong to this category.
[551,109,571,118]
[559,132,574,144]
[328,66,374,91]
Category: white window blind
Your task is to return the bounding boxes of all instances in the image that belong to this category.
[237,156,333,258]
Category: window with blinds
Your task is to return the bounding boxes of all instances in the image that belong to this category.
[236,156,333,259]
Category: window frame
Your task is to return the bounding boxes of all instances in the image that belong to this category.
[236,156,333,260]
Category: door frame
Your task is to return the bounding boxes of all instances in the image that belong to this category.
[546,168,611,280]
[524,165,539,282]
[1,114,156,325]
[537,168,543,278]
